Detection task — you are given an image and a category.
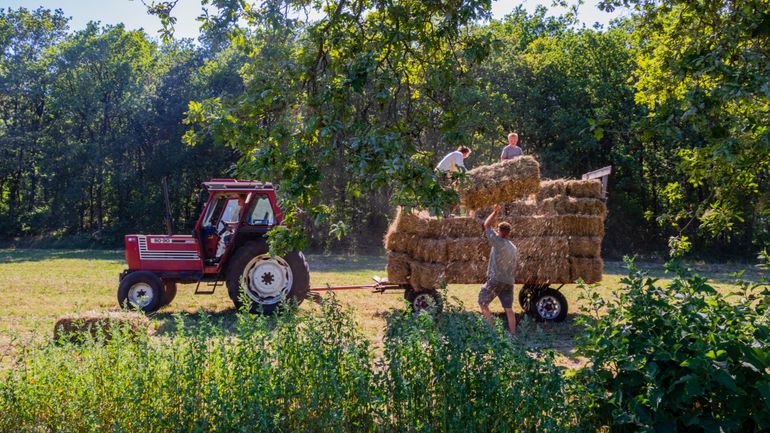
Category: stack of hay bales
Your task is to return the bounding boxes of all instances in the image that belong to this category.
[502,179,605,284]
[460,156,541,209]
[384,178,606,289]
[53,311,152,343]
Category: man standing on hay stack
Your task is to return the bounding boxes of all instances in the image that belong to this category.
[479,204,519,336]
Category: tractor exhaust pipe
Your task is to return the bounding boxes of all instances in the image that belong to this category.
[162,177,174,236]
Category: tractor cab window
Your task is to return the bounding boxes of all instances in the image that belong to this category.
[203,196,227,228]
[248,194,275,225]
[218,198,242,231]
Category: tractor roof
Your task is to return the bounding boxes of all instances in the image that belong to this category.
[203,179,275,192]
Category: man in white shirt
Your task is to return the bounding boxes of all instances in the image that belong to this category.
[500,132,523,161]
[436,146,471,173]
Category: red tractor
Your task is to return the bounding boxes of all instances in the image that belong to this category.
[118,179,310,313]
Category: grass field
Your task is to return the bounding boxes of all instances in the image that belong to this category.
[1,248,766,364]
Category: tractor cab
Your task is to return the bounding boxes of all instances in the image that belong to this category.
[119,179,309,314]
[193,179,282,268]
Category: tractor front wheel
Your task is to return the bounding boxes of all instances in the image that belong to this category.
[118,271,164,313]
[226,241,310,314]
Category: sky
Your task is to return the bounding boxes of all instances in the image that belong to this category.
[1,0,626,41]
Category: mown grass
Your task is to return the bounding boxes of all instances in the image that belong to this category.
[0,248,766,362]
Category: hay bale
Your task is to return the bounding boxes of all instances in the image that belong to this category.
[561,197,607,217]
[536,179,566,201]
[460,156,541,210]
[53,311,150,343]
[570,257,603,283]
[565,179,602,199]
[505,199,539,216]
[439,217,483,238]
[386,252,411,283]
[537,197,561,215]
[410,261,446,290]
[557,215,605,237]
[392,208,429,235]
[516,257,571,284]
[569,236,602,258]
[384,231,421,255]
[512,236,569,260]
[424,218,444,238]
[446,237,490,262]
[384,231,412,252]
[445,260,488,284]
[414,238,448,263]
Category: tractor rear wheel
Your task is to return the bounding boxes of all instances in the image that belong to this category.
[162,281,177,306]
[118,271,164,313]
[226,241,310,314]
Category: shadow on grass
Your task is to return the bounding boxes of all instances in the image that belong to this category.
[0,248,122,264]
[604,260,768,285]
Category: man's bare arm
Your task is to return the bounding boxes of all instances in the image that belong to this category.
[484,204,500,230]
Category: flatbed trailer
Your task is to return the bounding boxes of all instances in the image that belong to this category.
[310,279,571,322]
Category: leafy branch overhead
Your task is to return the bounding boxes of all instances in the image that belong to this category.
[178,0,496,248]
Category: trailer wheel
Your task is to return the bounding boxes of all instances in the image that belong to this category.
[226,241,310,314]
[405,288,442,314]
[530,287,568,322]
[518,284,548,313]
[118,271,164,313]
[162,281,177,306]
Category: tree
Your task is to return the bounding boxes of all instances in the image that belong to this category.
[0,7,68,236]
[601,0,770,255]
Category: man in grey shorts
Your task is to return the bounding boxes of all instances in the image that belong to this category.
[478,204,519,335]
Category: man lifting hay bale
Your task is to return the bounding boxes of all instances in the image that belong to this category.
[478,204,519,336]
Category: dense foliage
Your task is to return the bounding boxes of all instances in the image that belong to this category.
[1,1,768,257]
[0,297,582,432]
[1,264,767,432]
[576,261,770,431]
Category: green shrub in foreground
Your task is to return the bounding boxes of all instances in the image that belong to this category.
[0,296,577,432]
[574,259,770,432]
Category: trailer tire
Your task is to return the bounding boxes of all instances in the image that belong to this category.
[530,287,568,322]
[226,241,310,314]
[118,271,164,313]
[404,288,443,314]
[162,281,177,306]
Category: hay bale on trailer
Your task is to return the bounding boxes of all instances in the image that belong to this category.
[569,257,604,283]
[460,156,540,209]
[565,179,602,199]
[516,257,571,284]
[410,261,446,290]
[511,236,569,261]
[446,237,490,262]
[536,179,566,201]
[568,236,602,258]
[445,260,488,284]
[386,252,412,283]
[414,238,448,263]
[53,311,151,343]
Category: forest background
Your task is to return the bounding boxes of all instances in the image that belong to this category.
[1,0,767,260]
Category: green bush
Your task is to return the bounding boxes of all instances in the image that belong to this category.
[379,302,581,433]
[0,296,577,432]
[574,260,770,432]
